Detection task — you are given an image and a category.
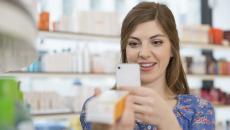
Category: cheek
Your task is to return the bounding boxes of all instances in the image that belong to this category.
[162,54,171,68]
[126,48,138,62]
[155,48,171,64]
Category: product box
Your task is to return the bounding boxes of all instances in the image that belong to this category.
[77,11,120,36]
[180,25,210,43]
[42,53,73,72]
[86,90,129,124]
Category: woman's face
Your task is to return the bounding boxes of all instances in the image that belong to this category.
[126,20,172,85]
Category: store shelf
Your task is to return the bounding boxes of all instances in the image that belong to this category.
[32,111,80,119]
[214,105,230,109]
[1,72,230,80]
[187,74,230,80]
[181,42,230,51]
[31,106,230,120]
[39,31,120,43]
[38,31,230,51]
[0,72,115,79]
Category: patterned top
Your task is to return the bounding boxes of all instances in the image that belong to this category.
[80,94,215,130]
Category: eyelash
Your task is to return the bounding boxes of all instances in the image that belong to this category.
[127,42,140,48]
[128,40,163,48]
[151,40,163,46]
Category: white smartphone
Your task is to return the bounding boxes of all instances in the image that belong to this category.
[116,64,141,88]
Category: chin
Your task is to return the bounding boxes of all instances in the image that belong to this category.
[141,77,156,86]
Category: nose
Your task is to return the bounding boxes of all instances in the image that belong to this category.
[138,43,151,59]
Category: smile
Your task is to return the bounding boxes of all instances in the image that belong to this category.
[139,62,157,72]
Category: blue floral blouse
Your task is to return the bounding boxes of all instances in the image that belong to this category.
[80,94,215,130]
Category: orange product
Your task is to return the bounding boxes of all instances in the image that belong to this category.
[38,11,49,31]
[227,62,230,75]
[208,28,224,45]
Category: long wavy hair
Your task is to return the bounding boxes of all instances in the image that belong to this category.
[120,2,189,94]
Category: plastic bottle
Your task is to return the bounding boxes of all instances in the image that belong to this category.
[83,45,91,73]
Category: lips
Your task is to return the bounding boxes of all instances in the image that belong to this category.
[139,62,157,72]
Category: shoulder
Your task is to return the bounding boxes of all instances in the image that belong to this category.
[176,95,215,129]
[176,94,215,122]
[177,94,214,110]
[80,96,94,130]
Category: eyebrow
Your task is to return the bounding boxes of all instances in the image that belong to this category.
[150,34,166,39]
[129,34,166,41]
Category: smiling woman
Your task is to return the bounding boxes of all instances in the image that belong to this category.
[80,2,215,130]
[120,2,189,95]
[126,20,173,87]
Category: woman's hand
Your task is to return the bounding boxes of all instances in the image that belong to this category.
[92,88,135,130]
[120,87,181,130]
[110,96,135,130]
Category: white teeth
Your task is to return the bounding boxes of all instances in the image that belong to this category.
[140,63,154,67]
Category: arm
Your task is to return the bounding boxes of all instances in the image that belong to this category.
[80,97,94,130]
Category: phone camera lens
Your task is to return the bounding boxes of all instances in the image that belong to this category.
[118,66,121,69]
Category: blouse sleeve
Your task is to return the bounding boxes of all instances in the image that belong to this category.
[80,97,94,130]
[190,99,215,130]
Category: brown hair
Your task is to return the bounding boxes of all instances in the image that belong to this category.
[120,2,189,94]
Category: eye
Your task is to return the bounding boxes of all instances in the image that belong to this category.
[127,41,140,48]
[151,40,163,46]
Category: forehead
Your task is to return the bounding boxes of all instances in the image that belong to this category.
[130,20,165,38]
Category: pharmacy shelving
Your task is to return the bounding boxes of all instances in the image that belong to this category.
[214,105,230,109]
[31,106,230,120]
[32,111,80,120]
[186,74,230,80]
[0,72,115,79]
[38,31,230,51]
[181,42,230,51]
[1,72,230,81]
[39,31,120,43]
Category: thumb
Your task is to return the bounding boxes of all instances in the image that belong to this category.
[94,87,102,96]
[119,95,135,126]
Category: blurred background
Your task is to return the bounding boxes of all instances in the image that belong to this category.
[1,0,230,130]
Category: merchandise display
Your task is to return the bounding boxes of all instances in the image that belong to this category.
[183,55,230,75]
[27,46,120,74]
[1,0,230,129]
[190,80,230,106]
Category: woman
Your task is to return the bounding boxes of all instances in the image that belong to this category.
[80,2,215,130]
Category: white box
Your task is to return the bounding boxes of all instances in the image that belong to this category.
[78,11,120,36]
[86,90,129,124]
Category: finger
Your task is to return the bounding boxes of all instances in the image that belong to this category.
[92,123,111,130]
[122,96,134,117]
[124,96,134,111]
[119,96,135,127]
[135,113,149,123]
[119,87,155,97]
[94,87,102,96]
[121,96,134,120]
[133,104,153,115]
[132,95,153,106]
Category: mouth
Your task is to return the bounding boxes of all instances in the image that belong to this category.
[139,62,157,72]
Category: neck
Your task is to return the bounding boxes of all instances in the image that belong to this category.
[142,76,175,100]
